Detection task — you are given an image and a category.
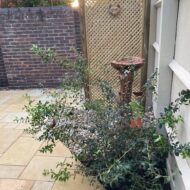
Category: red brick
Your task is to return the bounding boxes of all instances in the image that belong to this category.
[0,6,81,88]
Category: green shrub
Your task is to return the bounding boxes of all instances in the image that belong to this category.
[1,0,71,8]
[17,45,190,190]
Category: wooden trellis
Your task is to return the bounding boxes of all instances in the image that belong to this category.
[79,0,146,99]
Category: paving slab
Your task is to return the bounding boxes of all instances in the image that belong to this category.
[52,175,104,190]
[0,89,104,190]
[0,129,23,154]
[0,165,25,178]
[0,137,42,165]
[31,181,54,190]
[0,122,18,129]
[0,179,34,190]
[37,142,72,157]
[20,156,76,181]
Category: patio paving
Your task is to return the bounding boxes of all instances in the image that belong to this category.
[0,89,102,190]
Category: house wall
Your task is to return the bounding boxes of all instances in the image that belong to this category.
[170,2,190,189]
[171,0,190,159]
[148,0,190,189]
[0,6,81,88]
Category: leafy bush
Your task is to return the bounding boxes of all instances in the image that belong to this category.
[18,45,190,190]
[1,0,71,8]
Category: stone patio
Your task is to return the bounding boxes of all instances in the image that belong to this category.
[0,89,102,190]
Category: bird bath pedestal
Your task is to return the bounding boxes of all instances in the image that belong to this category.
[111,57,144,104]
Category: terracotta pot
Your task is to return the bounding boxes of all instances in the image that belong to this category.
[130,118,143,128]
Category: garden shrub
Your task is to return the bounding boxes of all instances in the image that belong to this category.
[17,45,190,190]
[1,0,71,8]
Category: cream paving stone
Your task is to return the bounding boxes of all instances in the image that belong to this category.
[0,137,42,165]
[0,179,34,190]
[52,175,104,190]
[0,113,8,120]
[0,129,23,154]
[0,122,19,129]
[20,156,76,181]
[6,95,28,105]
[4,99,24,105]
[3,105,24,112]
[37,141,72,157]
[0,123,4,128]
[2,112,28,123]
[26,89,44,97]
[31,181,54,190]
[0,96,11,106]
[0,165,25,178]
[0,89,104,190]
[16,123,31,130]
[0,106,7,113]
[2,113,17,122]
[35,95,55,104]
[21,132,33,137]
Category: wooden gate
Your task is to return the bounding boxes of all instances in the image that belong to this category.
[80,0,146,99]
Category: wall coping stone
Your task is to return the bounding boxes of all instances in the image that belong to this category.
[0,6,73,14]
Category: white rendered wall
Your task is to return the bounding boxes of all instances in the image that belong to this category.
[171,0,190,168]
[166,0,190,189]
[148,0,190,189]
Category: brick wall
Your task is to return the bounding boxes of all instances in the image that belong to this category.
[0,47,8,87]
[0,6,81,88]
[73,11,81,52]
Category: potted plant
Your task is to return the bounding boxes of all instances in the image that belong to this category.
[129,100,144,128]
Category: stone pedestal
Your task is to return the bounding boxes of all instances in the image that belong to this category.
[111,57,144,104]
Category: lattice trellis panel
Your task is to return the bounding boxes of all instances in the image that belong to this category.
[80,0,145,99]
